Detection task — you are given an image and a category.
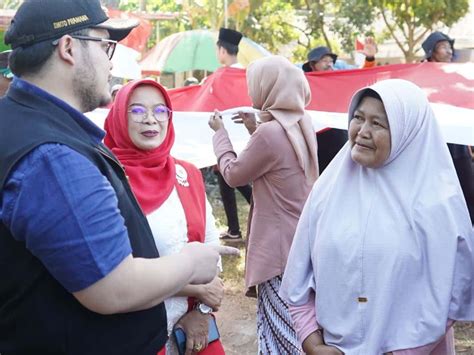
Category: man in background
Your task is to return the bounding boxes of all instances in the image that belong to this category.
[214,27,252,240]
[216,27,244,69]
[302,37,377,72]
[422,31,473,224]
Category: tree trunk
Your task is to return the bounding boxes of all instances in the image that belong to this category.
[405,51,416,63]
[140,0,146,11]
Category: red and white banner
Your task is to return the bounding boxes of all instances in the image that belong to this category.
[169,63,474,112]
[164,63,473,167]
[88,63,474,168]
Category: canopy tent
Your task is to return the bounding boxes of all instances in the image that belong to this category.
[140,29,271,75]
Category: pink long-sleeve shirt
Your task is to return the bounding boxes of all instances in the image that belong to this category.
[213,122,312,288]
[289,295,455,354]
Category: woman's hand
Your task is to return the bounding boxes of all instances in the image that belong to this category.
[175,310,210,354]
[361,36,377,58]
[208,110,225,132]
[302,331,343,355]
[197,276,224,311]
[231,112,258,135]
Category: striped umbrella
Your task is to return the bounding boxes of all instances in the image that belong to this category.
[140,29,271,75]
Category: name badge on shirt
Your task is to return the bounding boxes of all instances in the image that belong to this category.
[176,164,189,187]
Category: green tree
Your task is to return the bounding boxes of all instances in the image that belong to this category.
[118,0,300,59]
[240,0,299,56]
[119,0,188,48]
[296,0,334,49]
[335,0,470,62]
[330,0,376,53]
[289,0,348,62]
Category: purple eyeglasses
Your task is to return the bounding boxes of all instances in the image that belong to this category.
[127,104,172,123]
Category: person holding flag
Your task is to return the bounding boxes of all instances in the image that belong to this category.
[421,31,474,224]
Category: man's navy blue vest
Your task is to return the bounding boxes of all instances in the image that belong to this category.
[0,84,167,354]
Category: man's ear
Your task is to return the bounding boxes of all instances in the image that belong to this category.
[56,35,76,66]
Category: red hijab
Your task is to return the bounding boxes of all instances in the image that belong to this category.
[104,79,176,215]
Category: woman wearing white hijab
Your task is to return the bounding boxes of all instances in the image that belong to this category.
[280,79,473,354]
[209,55,319,354]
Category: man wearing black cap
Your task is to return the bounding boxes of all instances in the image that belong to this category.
[0,1,237,353]
[302,46,339,72]
[302,38,377,73]
[216,27,244,68]
[303,45,348,173]
[0,50,12,96]
[422,31,474,224]
[214,27,253,241]
[422,31,455,63]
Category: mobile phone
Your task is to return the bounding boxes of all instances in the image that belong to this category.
[173,327,187,355]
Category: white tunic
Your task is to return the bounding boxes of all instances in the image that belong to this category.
[147,187,220,354]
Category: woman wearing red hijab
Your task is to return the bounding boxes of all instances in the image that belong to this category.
[105,79,225,355]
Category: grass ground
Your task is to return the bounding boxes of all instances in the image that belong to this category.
[204,170,473,354]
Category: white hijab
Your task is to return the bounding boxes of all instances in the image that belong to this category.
[280,79,473,354]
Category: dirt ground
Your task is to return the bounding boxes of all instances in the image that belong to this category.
[216,284,474,355]
[215,288,258,354]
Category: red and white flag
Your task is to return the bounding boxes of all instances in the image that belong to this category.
[165,63,473,167]
[88,63,474,168]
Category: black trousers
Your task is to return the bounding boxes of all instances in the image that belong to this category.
[316,128,348,173]
[216,171,252,235]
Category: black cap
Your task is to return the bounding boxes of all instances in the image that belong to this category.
[218,28,242,46]
[302,46,338,72]
[5,0,138,49]
[421,31,454,59]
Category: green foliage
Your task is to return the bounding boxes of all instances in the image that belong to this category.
[290,0,469,62]
[0,0,21,9]
[118,0,300,60]
[115,0,469,62]
[380,0,469,28]
[119,0,226,49]
[333,0,469,61]
[0,32,10,51]
[331,0,376,52]
[241,0,299,55]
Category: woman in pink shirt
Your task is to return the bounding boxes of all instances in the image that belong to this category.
[209,56,319,354]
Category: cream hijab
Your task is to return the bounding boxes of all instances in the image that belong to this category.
[247,56,318,183]
[280,79,473,353]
